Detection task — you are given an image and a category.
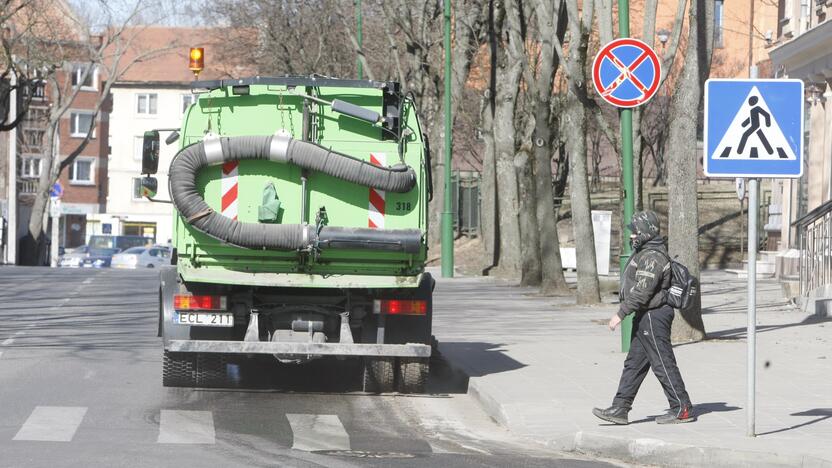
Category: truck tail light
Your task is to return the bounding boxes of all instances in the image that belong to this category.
[174,294,226,311]
[373,299,427,315]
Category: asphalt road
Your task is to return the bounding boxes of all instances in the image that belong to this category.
[0,267,619,468]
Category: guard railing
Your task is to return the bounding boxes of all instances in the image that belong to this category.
[796,200,832,297]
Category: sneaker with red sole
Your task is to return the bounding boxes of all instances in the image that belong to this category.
[655,404,696,424]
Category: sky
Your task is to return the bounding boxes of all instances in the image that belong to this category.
[70,0,206,28]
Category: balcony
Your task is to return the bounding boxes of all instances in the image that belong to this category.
[17,179,38,194]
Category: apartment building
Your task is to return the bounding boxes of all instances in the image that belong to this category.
[94,27,228,243]
[768,0,832,250]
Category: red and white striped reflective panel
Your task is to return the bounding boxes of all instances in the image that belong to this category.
[368,153,386,229]
[221,161,239,220]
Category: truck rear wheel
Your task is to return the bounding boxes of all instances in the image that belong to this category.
[362,357,395,393]
[396,358,429,394]
[163,352,229,388]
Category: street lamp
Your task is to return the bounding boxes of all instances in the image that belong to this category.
[657,29,670,48]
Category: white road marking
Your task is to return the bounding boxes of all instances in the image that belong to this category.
[287,414,350,452]
[0,351,4,359]
[157,410,215,444]
[13,406,87,442]
[2,338,15,346]
[83,278,94,284]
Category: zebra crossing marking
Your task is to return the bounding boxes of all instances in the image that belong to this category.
[286,414,350,452]
[13,406,87,442]
[157,410,215,444]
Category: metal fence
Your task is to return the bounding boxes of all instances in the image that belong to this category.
[797,200,832,297]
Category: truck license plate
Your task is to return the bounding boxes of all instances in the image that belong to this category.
[175,312,234,327]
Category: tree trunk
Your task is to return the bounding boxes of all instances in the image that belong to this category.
[517,145,541,285]
[560,0,600,304]
[479,2,499,272]
[667,0,709,343]
[492,1,522,278]
[27,122,57,243]
[480,92,497,272]
[531,0,570,295]
[535,122,570,294]
[564,91,600,304]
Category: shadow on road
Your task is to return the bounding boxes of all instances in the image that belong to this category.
[757,408,832,436]
[704,314,832,341]
[434,342,526,378]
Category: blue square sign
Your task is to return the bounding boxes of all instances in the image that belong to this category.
[704,79,803,178]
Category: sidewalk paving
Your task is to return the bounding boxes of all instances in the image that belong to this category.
[429,268,832,467]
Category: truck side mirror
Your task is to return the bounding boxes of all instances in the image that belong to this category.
[142,130,160,174]
[140,177,158,199]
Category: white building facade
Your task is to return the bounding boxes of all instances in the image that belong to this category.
[94,84,196,244]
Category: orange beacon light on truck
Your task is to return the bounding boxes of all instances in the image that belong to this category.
[189,47,204,78]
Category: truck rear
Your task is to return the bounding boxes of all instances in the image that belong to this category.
[140,76,433,393]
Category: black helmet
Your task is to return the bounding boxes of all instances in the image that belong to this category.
[627,210,661,250]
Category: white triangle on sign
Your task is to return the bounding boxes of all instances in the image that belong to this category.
[712,86,796,161]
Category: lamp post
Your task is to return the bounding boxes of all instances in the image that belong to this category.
[441,0,454,278]
[618,0,635,353]
[355,0,363,79]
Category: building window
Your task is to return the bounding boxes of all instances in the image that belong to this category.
[182,94,196,113]
[71,64,97,90]
[132,177,144,200]
[136,93,158,115]
[23,129,45,147]
[70,112,95,138]
[134,135,145,160]
[20,156,42,178]
[714,0,724,48]
[25,107,48,123]
[69,157,95,185]
[23,79,46,99]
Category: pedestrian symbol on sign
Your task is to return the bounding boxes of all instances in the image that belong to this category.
[713,87,796,161]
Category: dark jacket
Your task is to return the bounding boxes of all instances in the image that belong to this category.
[617,237,672,319]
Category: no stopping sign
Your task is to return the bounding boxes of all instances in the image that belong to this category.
[592,38,661,108]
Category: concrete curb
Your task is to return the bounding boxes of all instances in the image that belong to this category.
[465,378,832,468]
[566,432,832,468]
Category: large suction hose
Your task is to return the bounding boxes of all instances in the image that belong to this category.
[169,134,422,253]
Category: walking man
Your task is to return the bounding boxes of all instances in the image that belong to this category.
[593,211,695,425]
[738,95,773,155]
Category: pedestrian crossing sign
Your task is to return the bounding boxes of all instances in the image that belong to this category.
[704,79,803,178]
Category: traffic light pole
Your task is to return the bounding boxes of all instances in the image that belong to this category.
[618,0,636,352]
[441,0,454,278]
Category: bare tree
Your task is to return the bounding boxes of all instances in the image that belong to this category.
[528,0,570,295]
[0,0,61,130]
[201,0,354,78]
[26,1,177,252]
[553,0,600,304]
[666,0,713,343]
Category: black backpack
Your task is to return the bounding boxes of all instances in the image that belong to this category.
[648,250,697,310]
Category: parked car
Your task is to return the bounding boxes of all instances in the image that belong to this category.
[88,235,153,251]
[58,245,90,268]
[80,248,121,268]
[111,246,171,269]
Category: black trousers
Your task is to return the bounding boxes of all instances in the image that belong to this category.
[612,305,691,411]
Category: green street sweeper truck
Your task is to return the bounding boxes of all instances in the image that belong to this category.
[139,74,434,393]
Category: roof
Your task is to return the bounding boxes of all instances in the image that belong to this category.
[112,26,249,85]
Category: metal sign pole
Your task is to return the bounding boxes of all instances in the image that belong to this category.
[747,177,758,437]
